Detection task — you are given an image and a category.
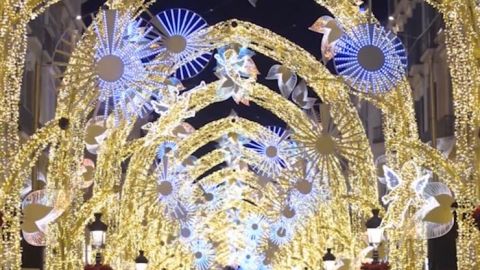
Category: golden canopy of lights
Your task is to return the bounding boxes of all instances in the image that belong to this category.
[0,0,479,269]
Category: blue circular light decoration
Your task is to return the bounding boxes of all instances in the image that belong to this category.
[333,23,407,94]
[152,8,212,81]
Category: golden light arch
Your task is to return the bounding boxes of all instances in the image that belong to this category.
[3,9,380,270]
[2,0,479,269]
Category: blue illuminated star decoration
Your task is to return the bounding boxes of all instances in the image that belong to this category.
[245,126,291,177]
[151,8,212,80]
[333,23,407,94]
[190,238,216,270]
[92,10,170,122]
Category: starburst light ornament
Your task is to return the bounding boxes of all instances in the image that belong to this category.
[190,238,216,270]
[238,249,266,270]
[244,214,267,244]
[245,126,291,177]
[92,9,170,122]
[268,219,294,246]
[179,224,196,244]
[155,159,182,207]
[334,23,407,94]
[200,183,225,212]
[150,8,212,80]
[291,104,365,176]
[287,160,325,211]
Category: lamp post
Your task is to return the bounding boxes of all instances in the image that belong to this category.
[322,248,336,270]
[87,213,108,265]
[135,250,149,270]
[366,209,383,263]
[88,213,108,248]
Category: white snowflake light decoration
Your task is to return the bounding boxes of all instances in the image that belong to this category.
[200,183,225,212]
[244,214,267,244]
[190,238,216,270]
[93,9,169,122]
[334,23,407,94]
[245,126,291,177]
[268,220,294,246]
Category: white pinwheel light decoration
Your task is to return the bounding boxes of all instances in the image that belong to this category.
[380,165,455,239]
[84,116,109,155]
[309,16,343,63]
[214,45,259,105]
[21,190,71,246]
[265,65,298,98]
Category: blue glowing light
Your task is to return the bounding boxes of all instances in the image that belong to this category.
[93,10,169,122]
[245,126,291,177]
[333,23,407,94]
[152,8,212,80]
[238,249,266,270]
[156,141,177,160]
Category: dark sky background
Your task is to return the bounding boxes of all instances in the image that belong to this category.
[22,1,457,269]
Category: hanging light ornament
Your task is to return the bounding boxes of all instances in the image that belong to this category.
[333,23,407,94]
[243,214,267,244]
[244,126,291,178]
[268,219,294,246]
[199,182,225,212]
[92,9,169,122]
[190,238,216,270]
[150,8,212,80]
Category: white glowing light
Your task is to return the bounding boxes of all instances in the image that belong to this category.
[334,23,407,94]
[268,220,294,246]
[244,214,266,244]
[190,238,215,270]
[151,8,212,80]
[245,126,291,177]
[93,10,169,122]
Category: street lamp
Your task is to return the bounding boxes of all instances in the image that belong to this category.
[322,248,336,270]
[366,209,383,263]
[135,250,149,270]
[88,213,108,249]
